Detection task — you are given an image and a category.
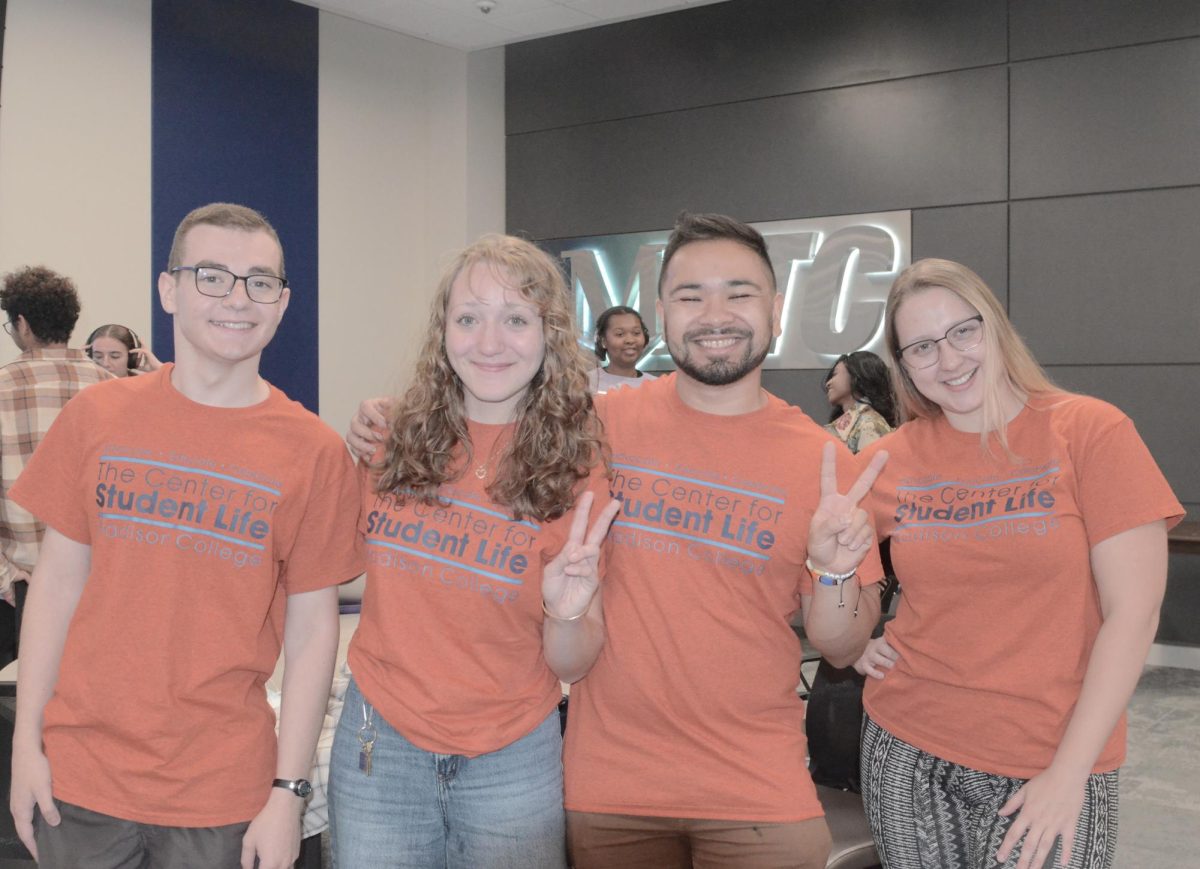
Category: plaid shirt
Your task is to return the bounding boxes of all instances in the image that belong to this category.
[0,348,113,592]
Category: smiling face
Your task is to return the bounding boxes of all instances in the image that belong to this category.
[157,225,289,375]
[91,335,132,377]
[657,238,781,387]
[444,261,546,424]
[601,312,648,370]
[893,286,991,431]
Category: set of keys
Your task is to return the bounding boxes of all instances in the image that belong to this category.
[358,704,377,776]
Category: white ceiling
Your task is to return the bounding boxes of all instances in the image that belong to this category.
[298,0,730,51]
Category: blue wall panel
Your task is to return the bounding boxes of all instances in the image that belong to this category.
[151,0,319,412]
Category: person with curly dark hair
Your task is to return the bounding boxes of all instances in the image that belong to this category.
[824,350,897,454]
[1,265,84,347]
[0,266,112,663]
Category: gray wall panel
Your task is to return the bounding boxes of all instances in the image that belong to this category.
[1011,39,1200,199]
[1010,0,1200,61]
[508,68,1008,240]
[506,0,1006,135]
[508,0,1200,542]
[1045,365,1199,509]
[763,368,834,422]
[1161,552,1200,645]
[912,203,1009,307]
[1010,189,1200,365]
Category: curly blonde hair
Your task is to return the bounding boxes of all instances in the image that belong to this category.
[885,258,1064,454]
[378,235,606,522]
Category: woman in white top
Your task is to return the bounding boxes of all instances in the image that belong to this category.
[587,306,657,393]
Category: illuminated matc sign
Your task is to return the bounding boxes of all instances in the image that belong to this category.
[541,210,911,370]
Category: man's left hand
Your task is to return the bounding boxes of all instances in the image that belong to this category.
[807,442,888,576]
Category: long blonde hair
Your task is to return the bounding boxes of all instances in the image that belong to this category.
[884,258,1062,454]
[378,235,606,521]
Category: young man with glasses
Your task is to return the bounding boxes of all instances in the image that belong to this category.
[9,203,364,869]
[0,267,112,664]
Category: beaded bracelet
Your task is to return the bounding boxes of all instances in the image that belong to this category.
[805,558,859,612]
[804,558,857,581]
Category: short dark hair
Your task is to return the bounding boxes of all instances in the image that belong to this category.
[825,350,899,427]
[657,211,775,296]
[0,265,82,344]
[167,202,285,278]
[593,305,649,361]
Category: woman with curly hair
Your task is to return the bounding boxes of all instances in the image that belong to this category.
[823,350,896,454]
[328,235,619,869]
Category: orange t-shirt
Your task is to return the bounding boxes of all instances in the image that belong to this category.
[349,420,609,756]
[563,374,883,823]
[860,395,1183,778]
[11,366,364,826]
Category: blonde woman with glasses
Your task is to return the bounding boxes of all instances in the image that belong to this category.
[853,258,1181,869]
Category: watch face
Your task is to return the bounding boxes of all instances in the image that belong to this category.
[295,779,313,799]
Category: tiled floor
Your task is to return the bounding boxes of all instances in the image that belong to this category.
[1116,665,1200,867]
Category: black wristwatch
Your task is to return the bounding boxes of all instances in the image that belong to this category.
[272,778,313,799]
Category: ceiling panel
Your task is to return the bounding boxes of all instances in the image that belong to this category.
[299,0,730,50]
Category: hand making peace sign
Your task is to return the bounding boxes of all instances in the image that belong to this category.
[542,491,622,621]
[806,442,888,577]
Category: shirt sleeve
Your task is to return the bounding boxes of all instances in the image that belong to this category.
[9,395,92,544]
[279,434,365,595]
[1074,405,1184,547]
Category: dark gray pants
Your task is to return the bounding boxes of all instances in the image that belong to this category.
[34,800,250,869]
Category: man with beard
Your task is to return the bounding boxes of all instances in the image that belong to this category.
[347,212,885,868]
[560,212,885,868]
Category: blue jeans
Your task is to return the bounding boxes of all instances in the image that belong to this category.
[328,678,567,869]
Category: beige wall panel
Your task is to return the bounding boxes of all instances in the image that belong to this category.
[318,12,505,433]
[0,0,153,363]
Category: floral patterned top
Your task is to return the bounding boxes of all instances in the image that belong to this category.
[824,401,894,454]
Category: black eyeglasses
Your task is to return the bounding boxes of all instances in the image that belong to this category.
[170,266,288,305]
[2,320,14,336]
[896,315,984,369]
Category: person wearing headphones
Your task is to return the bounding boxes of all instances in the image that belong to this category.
[85,323,162,377]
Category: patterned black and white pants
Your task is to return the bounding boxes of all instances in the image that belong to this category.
[861,716,1118,869]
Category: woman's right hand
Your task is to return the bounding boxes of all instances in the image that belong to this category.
[130,346,163,373]
[854,636,900,679]
[346,398,394,462]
